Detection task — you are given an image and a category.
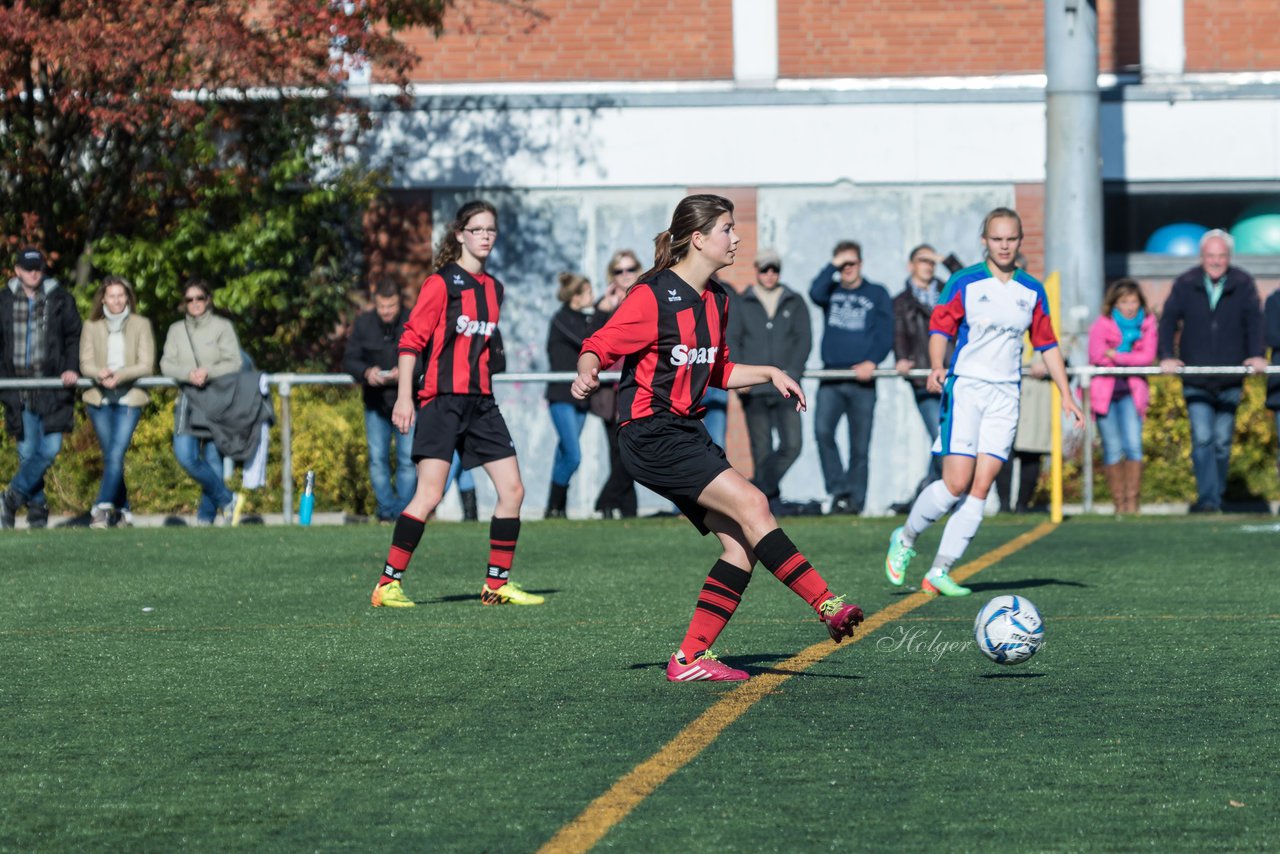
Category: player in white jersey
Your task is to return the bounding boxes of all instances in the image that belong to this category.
[884,208,1084,596]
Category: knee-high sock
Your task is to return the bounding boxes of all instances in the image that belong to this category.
[754,528,833,612]
[678,560,752,660]
[903,480,963,546]
[932,495,986,574]
[486,517,521,590]
[381,512,426,584]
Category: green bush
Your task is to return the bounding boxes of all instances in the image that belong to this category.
[0,385,375,517]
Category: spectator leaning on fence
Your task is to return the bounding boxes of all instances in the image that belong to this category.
[591,249,641,519]
[726,248,811,509]
[543,271,596,519]
[1,247,82,530]
[1158,229,1266,513]
[160,279,244,526]
[1266,287,1280,481]
[809,240,894,515]
[80,275,156,529]
[1088,278,1157,515]
[343,280,417,523]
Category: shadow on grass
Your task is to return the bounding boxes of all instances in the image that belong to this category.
[426,588,562,605]
[628,653,863,680]
[977,672,1047,679]
[966,578,1089,593]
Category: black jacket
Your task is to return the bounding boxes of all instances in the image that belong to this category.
[545,305,594,407]
[726,284,812,399]
[892,277,948,392]
[1266,289,1280,411]
[1157,265,1264,391]
[343,307,410,418]
[0,277,82,438]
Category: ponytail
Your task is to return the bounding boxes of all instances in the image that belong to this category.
[641,194,734,281]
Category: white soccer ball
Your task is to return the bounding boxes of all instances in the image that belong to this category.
[974,595,1044,665]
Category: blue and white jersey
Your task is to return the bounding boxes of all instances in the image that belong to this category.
[929,263,1058,384]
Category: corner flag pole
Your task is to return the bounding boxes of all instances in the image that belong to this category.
[1045,271,1063,523]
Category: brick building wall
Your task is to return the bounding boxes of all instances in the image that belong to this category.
[402,0,733,82]
[1185,0,1280,72]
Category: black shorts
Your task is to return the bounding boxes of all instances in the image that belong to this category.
[412,394,516,470]
[618,412,732,535]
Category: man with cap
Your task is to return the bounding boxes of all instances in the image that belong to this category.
[727,249,812,508]
[1,247,83,529]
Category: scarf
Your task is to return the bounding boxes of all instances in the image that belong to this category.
[1111,308,1145,353]
[11,288,46,377]
[105,306,129,371]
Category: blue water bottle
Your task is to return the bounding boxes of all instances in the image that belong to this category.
[299,470,315,526]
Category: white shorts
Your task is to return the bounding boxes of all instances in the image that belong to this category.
[932,376,1020,461]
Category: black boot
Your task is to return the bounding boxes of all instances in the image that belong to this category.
[460,488,478,522]
[27,500,49,529]
[545,482,568,519]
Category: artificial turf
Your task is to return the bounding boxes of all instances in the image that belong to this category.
[1,515,1275,851]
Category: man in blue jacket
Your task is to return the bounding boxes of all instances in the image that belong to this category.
[1158,229,1266,513]
[809,240,893,515]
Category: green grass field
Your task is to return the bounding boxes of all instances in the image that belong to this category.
[2,515,1276,851]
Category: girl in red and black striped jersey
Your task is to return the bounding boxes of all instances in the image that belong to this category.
[370,200,543,609]
[573,194,864,682]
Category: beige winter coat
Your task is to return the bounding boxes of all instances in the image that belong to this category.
[79,313,156,408]
[160,313,242,382]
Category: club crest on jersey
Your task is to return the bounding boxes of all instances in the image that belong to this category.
[667,289,682,303]
[455,315,496,338]
[670,344,717,366]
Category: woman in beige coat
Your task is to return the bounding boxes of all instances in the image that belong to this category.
[80,276,156,528]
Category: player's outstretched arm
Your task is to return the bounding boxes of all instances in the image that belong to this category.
[726,364,807,412]
[1042,346,1084,426]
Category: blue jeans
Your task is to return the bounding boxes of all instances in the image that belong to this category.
[1095,395,1143,465]
[702,387,728,448]
[446,452,475,493]
[815,381,877,510]
[87,403,143,508]
[914,391,943,485]
[1183,385,1241,508]
[10,409,63,505]
[173,433,233,523]
[548,402,588,487]
[364,409,417,520]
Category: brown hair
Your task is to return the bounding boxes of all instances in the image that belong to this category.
[557,271,591,305]
[833,240,862,259]
[433,199,498,273]
[182,278,214,313]
[981,207,1023,238]
[373,279,401,300]
[1101,277,1148,316]
[645,194,734,280]
[90,275,137,321]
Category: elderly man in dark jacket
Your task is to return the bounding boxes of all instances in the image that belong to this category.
[343,280,418,522]
[727,249,812,505]
[1,248,82,529]
[1158,229,1266,512]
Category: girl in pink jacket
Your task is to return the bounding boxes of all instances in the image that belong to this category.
[1088,279,1157,513]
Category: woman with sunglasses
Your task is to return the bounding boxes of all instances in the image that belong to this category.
[160,280,243,525]
[371,200,542,608]
[590,250,641,519]
[573,194,864,682]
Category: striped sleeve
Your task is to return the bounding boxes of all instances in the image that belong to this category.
[399,274,446,356]
[581,286,659,366]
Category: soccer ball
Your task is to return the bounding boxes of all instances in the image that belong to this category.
[974,595,1044,665]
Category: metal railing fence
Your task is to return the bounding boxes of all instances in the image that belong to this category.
[1,364,1277,521]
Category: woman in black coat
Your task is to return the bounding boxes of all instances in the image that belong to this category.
[543,272,596,517]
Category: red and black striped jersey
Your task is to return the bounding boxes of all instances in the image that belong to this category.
[399,262,503,405]
[580,269,738,424]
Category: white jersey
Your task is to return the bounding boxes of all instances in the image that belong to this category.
[929,263,1058,384]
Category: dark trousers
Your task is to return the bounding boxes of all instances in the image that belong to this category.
[595,418,637,517]
[741,393,803,500]
[995,451,1043,513]
[815,380,877,512]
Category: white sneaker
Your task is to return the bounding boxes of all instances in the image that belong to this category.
[89,503,113,530]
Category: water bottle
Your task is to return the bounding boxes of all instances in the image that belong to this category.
[299,470,315,526]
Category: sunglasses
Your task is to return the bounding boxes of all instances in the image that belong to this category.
[612,264,639,275]
[758,265,780,274]
[185,295,209,304]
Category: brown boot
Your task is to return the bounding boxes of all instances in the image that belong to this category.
[1123,460,1143,516]
[1103,464,1125,514]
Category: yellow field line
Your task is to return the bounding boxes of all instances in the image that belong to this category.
[537,521,1059,854]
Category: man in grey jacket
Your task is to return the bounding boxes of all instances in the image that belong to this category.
[727,249,812,506]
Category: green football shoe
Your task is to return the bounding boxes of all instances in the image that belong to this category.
[921,573,971,597]
[885,526,916,587]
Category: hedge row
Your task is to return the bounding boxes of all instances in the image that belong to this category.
[1,377,1276,515]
